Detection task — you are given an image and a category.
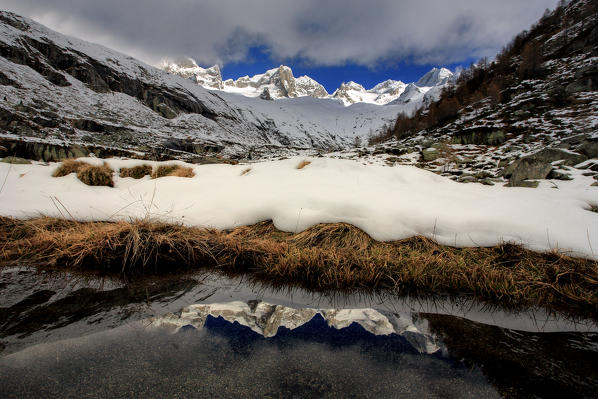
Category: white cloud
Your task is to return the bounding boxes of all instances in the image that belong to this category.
[1,0,556,67]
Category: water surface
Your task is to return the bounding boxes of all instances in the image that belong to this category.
[1,267,596,398]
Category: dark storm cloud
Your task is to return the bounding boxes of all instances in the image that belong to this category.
[1,0,556,67]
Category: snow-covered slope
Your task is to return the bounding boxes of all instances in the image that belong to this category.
[0,11,414,157]
[2,156,597,259]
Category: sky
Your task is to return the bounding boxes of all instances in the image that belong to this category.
[1,0,557,92]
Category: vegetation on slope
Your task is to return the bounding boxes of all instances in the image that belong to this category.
[372,0,597,143]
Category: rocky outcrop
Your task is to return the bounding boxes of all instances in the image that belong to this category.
[271,65,297,97]
[452,128,506,145]
[566,63,598,94]
[259,87,272,100]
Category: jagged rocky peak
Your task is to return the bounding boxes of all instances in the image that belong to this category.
[263,65,298,98]
[332,81,368,105]
[416,67,454,87]
[158,57,457,106]
[296,75,328,97]
[340,81,367,92]
[158,58,223,89]
[369,79,407,95]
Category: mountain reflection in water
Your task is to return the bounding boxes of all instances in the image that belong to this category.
[0,268,597,398]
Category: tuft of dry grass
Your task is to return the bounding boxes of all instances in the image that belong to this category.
[52,159,88,177]
[76,163,114,187]
[296,160,311,169]
[1,217,597,315]
[152,164,195,178]
[119,164,153,179]
[52,159,114,186]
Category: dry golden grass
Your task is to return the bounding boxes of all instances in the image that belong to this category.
[53,160,114,186]
[296,160,311,169]
[52,159,88,177]
[1,217,597,314]
[152,164,195,178]
[76,163,114,187]
[119,164,153,179]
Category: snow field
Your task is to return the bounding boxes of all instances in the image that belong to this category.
[1,156,597,259]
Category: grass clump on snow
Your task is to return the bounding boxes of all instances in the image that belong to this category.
[152,164,195,178]
[52,159,114,187]
[296,160,311,169]
[52,159,88,177]
[76,163,114,187]
[119,164,153,179]
[1,217,597,315]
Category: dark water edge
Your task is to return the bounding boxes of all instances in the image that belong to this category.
[1,266,597,399]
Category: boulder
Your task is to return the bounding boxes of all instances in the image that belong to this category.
[156,103,177,119]
[566,63,598,94]
[0,156,31,164]
[457,175,477,183]
[547,169,573,180]
[578,139,598,158]
[501,148,587,186]
[422,147,439,162]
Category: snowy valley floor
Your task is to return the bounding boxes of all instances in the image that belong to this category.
[1,156,597,314]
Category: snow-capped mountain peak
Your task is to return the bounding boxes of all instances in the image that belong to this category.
[296,75,328,97]
[416,67,453,87]
[369,79,406,94]
[342,81,367,91]
[159,59,455,107]
[158,58,223,89]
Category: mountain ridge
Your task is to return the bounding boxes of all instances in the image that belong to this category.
[158,58,455,106]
